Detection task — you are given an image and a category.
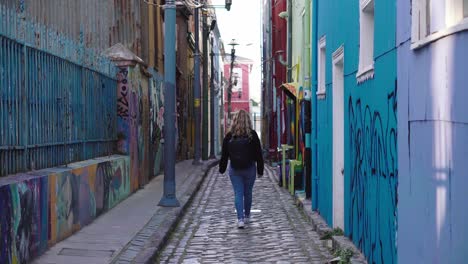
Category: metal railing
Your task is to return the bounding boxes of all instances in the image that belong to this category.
[0,35,117,177]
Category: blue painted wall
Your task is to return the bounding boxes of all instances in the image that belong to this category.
[397,0,468,262]
[315,1,397,263]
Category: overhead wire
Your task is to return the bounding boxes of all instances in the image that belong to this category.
[142,0,203,9]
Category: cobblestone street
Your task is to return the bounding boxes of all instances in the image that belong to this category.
[157,166,332,263]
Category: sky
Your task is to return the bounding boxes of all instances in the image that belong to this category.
[212,0,263,103]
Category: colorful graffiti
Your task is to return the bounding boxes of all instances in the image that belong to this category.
[0,177,48,264]
[117,66,146,191]
[98,160,130,210]
[54,172,80,242]
[149,70,165,177]
[0,157,130,264]
[348,84,398,264]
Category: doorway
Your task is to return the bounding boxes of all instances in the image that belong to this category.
[332,46,345,230]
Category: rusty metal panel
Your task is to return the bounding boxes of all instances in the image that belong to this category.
[0,0,152,76]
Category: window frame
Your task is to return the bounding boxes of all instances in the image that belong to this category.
[317,36,326,99]
[412,0,468,49]
[357,0,375,83]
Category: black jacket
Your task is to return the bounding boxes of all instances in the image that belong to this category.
[219,129,264,175]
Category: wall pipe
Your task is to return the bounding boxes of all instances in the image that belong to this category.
[311,0,319,210]
[193,7,202,165]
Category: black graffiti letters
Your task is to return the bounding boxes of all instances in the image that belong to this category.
[118,70,130,119]
[348,83,398,264]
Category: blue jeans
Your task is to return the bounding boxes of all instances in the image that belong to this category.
[229,165,256,220]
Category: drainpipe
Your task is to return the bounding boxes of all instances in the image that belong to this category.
[285,0,293,152]
[193,7,202,165]
[287,0,292,83]
[202,9,209,160]
[220,72,224,141]
[304,1,312,199]
[311,0,319,210]
[209,36,216,159]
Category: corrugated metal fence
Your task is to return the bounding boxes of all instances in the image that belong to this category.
[0,0,145,74]
[0,35,117,177]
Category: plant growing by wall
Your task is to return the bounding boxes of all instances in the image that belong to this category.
[320,227,344,240]
[332,248,354,264]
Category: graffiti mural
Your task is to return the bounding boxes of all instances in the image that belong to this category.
[0,185,15,263]
[117,66,141,191]
[348,84,398,264]
[78,166,97,226]
[49,158,131,244]
[98,159,130,210]
[54,172,80,242]
[117,64,153,189]
[117,68,131,154]
[149,70,165,177]
[0,157,130,264]
[0,177,49,264]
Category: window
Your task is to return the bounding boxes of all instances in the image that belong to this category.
[412,0,468,49]
[357,0,375,83]
[317,36,326,99]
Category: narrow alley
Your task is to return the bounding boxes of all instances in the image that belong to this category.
[2,0,468,263]
[157,166,332,263]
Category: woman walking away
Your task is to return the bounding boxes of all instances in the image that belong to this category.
[219,110,264,229]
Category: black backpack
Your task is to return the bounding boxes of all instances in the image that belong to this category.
[228,136,254,170]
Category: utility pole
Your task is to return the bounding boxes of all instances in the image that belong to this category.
[202,8,209,160]
[159,0,180,207]
[209,36,216,159]
[193,7,202,165]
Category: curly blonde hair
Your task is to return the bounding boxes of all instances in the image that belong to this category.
[230,110,253,138]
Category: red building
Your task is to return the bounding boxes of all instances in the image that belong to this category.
[261,0,288,153]
[223,56,253,128]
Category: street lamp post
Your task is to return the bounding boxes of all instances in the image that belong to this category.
[159,0,180,207]
[227,39,238,127]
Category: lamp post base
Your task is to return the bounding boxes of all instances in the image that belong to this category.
[158,196,180,207]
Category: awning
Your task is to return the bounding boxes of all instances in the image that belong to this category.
[280,82,298,98]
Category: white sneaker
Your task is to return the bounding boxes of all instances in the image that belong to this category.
[244,217,250,224]
[237,220,245,229]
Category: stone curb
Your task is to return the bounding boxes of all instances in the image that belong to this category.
[112,160,219,264]
[294,195,368,264]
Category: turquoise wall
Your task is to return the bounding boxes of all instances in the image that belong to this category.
[315,1,397,263]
